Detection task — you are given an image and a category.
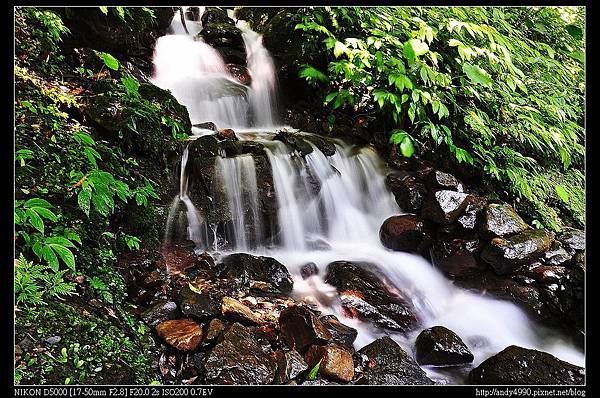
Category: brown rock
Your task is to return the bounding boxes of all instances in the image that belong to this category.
[202,318,226,347]
[217,128,237,141]
[304,344,354,383]
[279,305,332,352]
[221,297,261,325]
[156,319,203,351]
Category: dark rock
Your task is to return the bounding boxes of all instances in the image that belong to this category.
[481,229,555,275]
[303,134,337,156]
[480,204,529,238]
[457,196,487,230]
[415,326,474,366]
[386,174,427,213]
[226,64,251,86]
[177,285,220,318]
[127,285,153,305]
[304,344,354,383]
[188,134,220,158]
[319,315,358,349]
[185,7,201,21]
[217,128,237,141]
[301,378,340,386]
[274,350,309,384]
[141,300,180,327]
[203,323,277,384]
[356,336,433,385]
[137,270,162,289]
[201,7,234,26]
[217,47,247,65]
[274,131,313,156]
[300,262,319,279]
[202,318,226,347]
[199,23,244,48]
[426,170,465,192]
[193,122,218,131]
[156,319,204,351]
[469,345,584,385]
[218,253,293,296]
[379,214,433,253]
[431,235,483,277]
[542,242,572,266]
[221,297,261,325]
[325,261,418,332]
[422,190,471,225]
[279,306,332,352]
[558,228,585,253]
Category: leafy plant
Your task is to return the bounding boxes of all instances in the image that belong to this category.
[15,254,76,307]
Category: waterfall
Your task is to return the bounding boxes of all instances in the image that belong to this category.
[153,9,583,384]
[215,154,263,251]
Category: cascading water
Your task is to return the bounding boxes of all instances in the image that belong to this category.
[154,9,583,384]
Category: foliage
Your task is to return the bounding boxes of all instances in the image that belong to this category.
[294,6,585,229]
[15,254,76,307]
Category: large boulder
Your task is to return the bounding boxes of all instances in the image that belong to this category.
[480,204,529,238]
[140,300,180,327]
[201,7,234,26]
[202,323,277,384]
[274,350,308,384]
[217,253,293,296]
[198,22,244,48]
[319,315,358,349]
[177,285,221,319]
[414,326,474,366]
[355,336,433,385]
[421,190,471,224]
[379,215,433,253]
[469,346,584,385]
[325,261,418,332]
[425,170,465,192]
[481,229,555,275]
[557,228,585,254]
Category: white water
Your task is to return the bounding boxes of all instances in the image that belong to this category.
[154,9,583,384]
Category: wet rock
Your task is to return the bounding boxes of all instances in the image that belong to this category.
[304,344,354,383]
[141,300,180,327]
[356,336,433,385]
[300,262,319,279]
[520,264,569,285]
[274,350,309,384]
[193,122,218,131]
[422,190,471,225]
[379,214,433,253]
[325,261,418,332]
[303,134,337,156]
[426,170,465,192]
[199,23,244,48]
[221,297,261,325]
[185,7,201,21]
[319,315,358,349]
[201,7,234,26]
[542,242,572,266]
[203,323,277,384]
[177,285,220,318]
[481,229,555,275]
[226,64,251,86]
[156,319,204,351]
[127,285,153,305]
[217,128,237,141]
[480,204,529,238]
[279,305,332,352]
[217,47,247,65]
[187,134,220,158]
[218,253,293,296]
[386,174,427,213]
[558,228,585,253]
[301,378,340,386]
[457,196,487,230]
[274,131,313,156]
[201,318,225,347]
[431,235,483,276]
[469,345,584,385]
[415,326,474,366]
[137,270,162,289]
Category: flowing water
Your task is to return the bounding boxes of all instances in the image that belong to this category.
[153,10,584,383]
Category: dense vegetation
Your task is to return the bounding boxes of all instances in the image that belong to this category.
[287,6,584,231]
[14,7,185,384]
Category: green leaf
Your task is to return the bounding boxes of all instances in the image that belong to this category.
[565,24,583,40]
[46,236,76,248]
[77,189,92,216]
[400,136,415,158]
[99,52,119,71]
[34,207,58,222]
[50,244,76,271]
[99,6,108,15]
[26,209,44,233]
[307,360,321,380]
[121,75,140,97]
[462,63,493,86]
[555,185,569,204]
[389,130,407,145]
[25,198,52,209]
[43,246,59,272]
[324,92,338,105]
[403,39,429,60]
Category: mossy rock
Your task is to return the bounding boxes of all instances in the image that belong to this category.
[198,22,244,48]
